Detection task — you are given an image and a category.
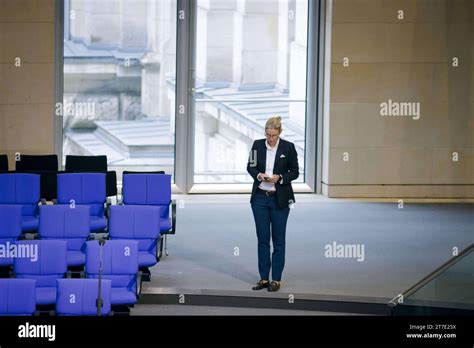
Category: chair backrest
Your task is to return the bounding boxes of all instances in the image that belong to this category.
[109,205,161,253]
[39,205,90,251]
[0,279,36,315]
[65,156,116,197]
[6,170,64,201]
[0,174,40,216]
[57,173,106,217]
[0,205,22,266]
[85,240,138,292]
[123,171,165,175]
[0,155,8,172]
[66,155,107,172]
[0,205,22,238]
[15,154,58,172]
[14,240,67,287]
[122,174,171,217]
[56,279,111,316]
[65,155,115,198]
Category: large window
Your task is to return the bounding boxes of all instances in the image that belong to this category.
[62,0,177,181]
[59,0,319,192]
[193,0,309,184]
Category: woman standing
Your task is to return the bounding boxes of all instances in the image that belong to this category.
[246,116,299,292]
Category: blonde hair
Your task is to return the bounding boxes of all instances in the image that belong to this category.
[265,116,282,133]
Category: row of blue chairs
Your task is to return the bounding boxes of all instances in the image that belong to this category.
[1,204,161,269]
[1,172,175,283]
[1,278,114,316]
[0,154,106,172]
[0,154,118,201]
[0,239,140,315]
[0,172,175,236]
[0,162,176,315]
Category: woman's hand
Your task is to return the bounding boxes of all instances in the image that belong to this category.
[267,174,280,183]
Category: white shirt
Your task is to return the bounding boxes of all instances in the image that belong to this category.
[258,138,281,191]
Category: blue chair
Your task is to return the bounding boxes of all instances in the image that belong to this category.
[38,205,90,267]
[15,154,58,172]
[0,205,22,268]
[65,155,118,198]
[85,240,141,306]
[57,173,107,233]
[0,173,40,232]
[65,155,107,172]
[14,155,61,202]
[0,279,37,315]
[14,240,68,306]
[122,173,176,257]
[109,205,161,268]
[56,279,112,316]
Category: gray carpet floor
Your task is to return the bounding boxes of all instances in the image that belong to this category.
[145,195,473,301]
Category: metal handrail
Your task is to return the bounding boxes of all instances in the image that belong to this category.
[388,243,473,307]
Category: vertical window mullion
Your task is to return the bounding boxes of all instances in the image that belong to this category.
[175,0,194,193]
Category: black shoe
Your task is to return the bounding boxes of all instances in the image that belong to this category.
[252,280,269,290]
[268,281,280,292]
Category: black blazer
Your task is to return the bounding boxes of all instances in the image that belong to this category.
[247,138,299,209]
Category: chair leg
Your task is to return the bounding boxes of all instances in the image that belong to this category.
[158,235,163,260]
[139,267,150,282]
[164,234,169,256]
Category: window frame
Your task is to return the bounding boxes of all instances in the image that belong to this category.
[55,0,326,194]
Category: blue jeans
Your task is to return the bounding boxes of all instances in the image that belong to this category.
[251,190,290,282]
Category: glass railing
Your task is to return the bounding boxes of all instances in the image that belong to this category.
[389,244,474,315]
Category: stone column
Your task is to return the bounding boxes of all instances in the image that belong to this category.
[140,0,176,132]
[277,0,296,90]
[196,0,237,83]
[232,0,279,85]
[80,0,121,45]
[289,0,308,128]
[119,0,148,48]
